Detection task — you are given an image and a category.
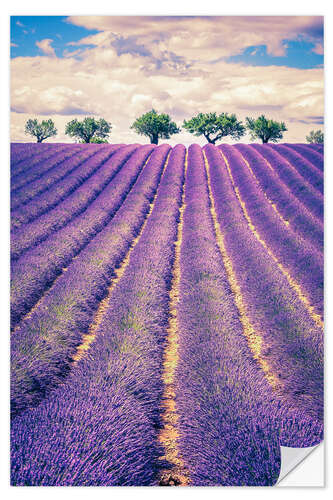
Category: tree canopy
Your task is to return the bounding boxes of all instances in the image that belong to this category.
[245,115,287,143]
[130,109,180,144]
[306,130,324,144]
[65,117,111,143]
[183,112,245,144]
[25,119,57,143]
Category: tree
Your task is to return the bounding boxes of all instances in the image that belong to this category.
[25,118,57,143]
[245,115,287,143]
[65,117,111,143]
[130,109,180,144]
[183,112,245,144]
[306,130,324,144]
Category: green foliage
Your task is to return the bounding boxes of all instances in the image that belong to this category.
[245,115,287,143]
[183,112,245,144]
[87,137,109,144]
[65,117,111,143]
[130,109,180,144]
[306,130,324,144]
[24,118,57,143]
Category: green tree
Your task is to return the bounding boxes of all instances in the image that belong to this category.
[245,115,287,143]
[183,112,245,144]
[306,130,324,144]
[65,117,111,143]
[25,118,57,143]
[130,109,180,145]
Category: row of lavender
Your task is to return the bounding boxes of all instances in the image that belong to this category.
[271,144,323,191]
[11,143,65,180]
[11,145,186,485]
[11,145,83,197]
[233,144,323,252]
[252,144,323,221]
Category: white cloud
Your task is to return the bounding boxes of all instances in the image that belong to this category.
[312,42,324,55]
[67,15,323,59]
[36,39,56,57]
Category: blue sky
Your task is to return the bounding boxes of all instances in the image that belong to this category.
[11,15,323,70]
[10,16,98,58]
[227,40,323,70]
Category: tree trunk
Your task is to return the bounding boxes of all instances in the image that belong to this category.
[37,137,43,143]
[150,135,158,145]
[262,138,269,143]
[205,134,215,144]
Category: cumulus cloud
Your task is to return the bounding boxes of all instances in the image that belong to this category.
[11,16,324,144]
[36,39,56,57]
[67,15,323,59]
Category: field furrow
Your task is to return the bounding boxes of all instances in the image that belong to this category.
[10,144,148,326]
[270,144,323,194]
[72,148,172,364]
[11,144,37,166]
[11,145,186,485]
[205,144,323,447]
[157,149,189,487]
[11,144,170,418]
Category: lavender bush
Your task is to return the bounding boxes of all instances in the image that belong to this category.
[285,144,324,172]
[11,145,79,195]
[271,144,323,193]
[233,144,323,252]
[251,143,323,221]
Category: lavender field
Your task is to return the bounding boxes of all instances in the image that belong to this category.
[10,142,323,486]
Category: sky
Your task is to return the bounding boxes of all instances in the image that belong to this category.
[10,15,324,145]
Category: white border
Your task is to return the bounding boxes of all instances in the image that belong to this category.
[1,0,331,496]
